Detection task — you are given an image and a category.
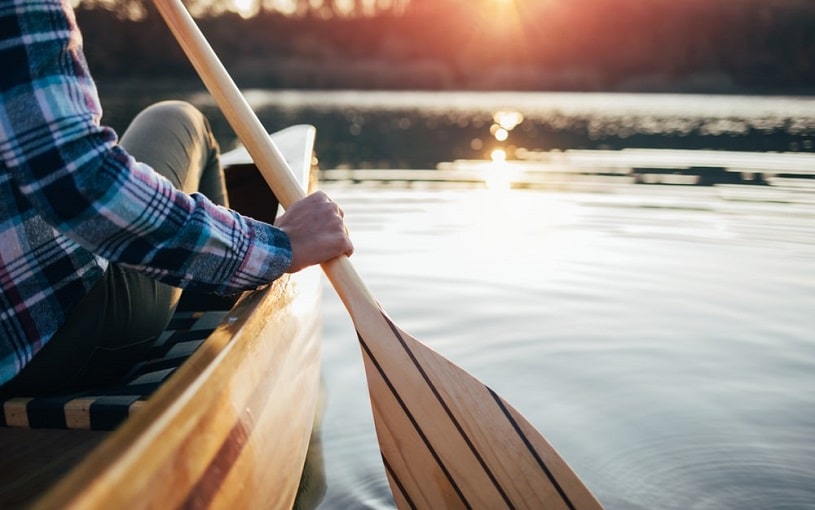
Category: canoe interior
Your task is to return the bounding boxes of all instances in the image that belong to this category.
[0,126,324,509]
[224,162,280,225]
[0,429,107,509]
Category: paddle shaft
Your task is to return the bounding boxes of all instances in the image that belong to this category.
[152,0,375,320]
[154,2,603,508]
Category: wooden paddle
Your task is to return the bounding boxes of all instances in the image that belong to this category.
[154,1,603,508]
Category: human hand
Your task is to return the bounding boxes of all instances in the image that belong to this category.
[274,191,353,273]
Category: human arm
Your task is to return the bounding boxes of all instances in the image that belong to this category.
[0,0,348,294]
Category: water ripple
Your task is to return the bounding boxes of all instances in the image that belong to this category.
[317,183,815,510]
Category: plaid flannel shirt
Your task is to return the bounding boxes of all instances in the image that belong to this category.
[0,0,292,385]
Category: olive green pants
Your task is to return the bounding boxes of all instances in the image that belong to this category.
[2,101,227,396]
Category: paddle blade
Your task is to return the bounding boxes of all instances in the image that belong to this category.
[355,314,603,510]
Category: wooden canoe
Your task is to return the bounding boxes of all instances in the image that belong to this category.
[0,125,325,510]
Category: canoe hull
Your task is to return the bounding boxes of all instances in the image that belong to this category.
[0,126,323,510]
[33,268,323,510]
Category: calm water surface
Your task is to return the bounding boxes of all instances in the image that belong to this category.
[102,89,815,507]
[313,181,815,510]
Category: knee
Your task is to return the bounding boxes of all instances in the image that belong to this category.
[139,100,206,130]
[131,100,218,151]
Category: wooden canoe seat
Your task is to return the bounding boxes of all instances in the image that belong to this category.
[0,304,230,431]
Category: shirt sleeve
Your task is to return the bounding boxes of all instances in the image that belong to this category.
[0,0,292,295]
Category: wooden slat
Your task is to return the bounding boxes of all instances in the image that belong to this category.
[3,399,32,428]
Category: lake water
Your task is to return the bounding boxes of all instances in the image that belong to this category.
[102,90,815,508]
[313,181,815,510]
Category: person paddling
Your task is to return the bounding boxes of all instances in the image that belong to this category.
[0,0,352,395]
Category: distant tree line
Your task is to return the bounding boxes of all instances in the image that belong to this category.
[75,0,815,94]
[78,0,410,19]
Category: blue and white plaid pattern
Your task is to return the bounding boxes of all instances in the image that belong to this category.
[0,0,291,385]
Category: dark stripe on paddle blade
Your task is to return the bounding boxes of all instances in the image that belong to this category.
[357,332,472,509]
[489,388,578,510]
[380,314,516,508]
[383,454,418,510]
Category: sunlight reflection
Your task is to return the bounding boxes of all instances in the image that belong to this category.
[490,110,523,149]
[491,124,509,141]
[486,151,511,191]
[493,110,524,131]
